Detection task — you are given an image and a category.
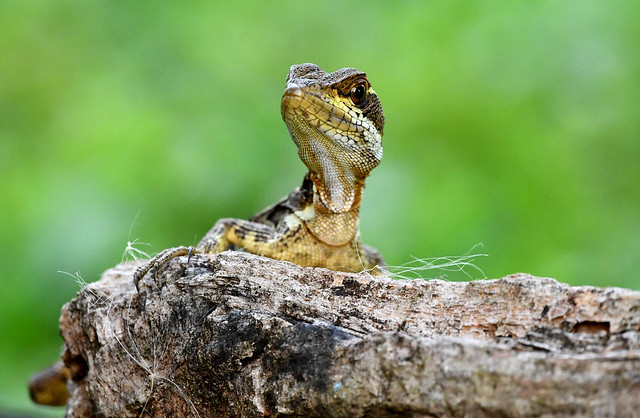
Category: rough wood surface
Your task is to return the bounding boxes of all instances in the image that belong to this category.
[60,252,640,417]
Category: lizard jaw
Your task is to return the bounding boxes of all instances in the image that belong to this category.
[281,81,382,214]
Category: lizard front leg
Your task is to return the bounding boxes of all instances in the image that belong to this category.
[198,217,278,254]
[133,218,278,289]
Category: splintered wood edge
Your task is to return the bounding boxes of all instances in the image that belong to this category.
[86,251,640,340]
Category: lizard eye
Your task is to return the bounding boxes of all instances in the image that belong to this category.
[350,84,367,105]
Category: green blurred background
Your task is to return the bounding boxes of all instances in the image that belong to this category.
[1,0,639,415]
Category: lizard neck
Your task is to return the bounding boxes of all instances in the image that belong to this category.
[304,172,364,246]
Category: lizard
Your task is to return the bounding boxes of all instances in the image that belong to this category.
[133,63,386,287]
[29,63,386,407]
[134,63,385,286]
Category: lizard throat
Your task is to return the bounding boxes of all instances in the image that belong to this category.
[289,119,362,213]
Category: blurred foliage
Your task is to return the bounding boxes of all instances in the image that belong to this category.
[1,0,639,414]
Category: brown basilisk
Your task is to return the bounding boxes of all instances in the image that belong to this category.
[134,63,386,286]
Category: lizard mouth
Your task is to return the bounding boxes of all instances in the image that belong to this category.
[282,82,374,151]
[281,82,382,166]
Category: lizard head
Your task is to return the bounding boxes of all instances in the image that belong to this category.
[281,63,385,213]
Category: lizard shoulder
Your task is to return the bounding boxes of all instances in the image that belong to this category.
[249,173,314,228]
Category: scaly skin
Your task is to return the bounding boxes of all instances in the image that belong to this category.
[133,63,386,287]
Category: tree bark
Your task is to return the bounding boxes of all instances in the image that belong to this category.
[60,251,640,417]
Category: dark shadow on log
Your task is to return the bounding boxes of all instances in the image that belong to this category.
[58,252,640,417]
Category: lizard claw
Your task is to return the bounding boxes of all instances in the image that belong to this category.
[133,245,197,291]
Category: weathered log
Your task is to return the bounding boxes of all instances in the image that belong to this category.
[60,251,640,417]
